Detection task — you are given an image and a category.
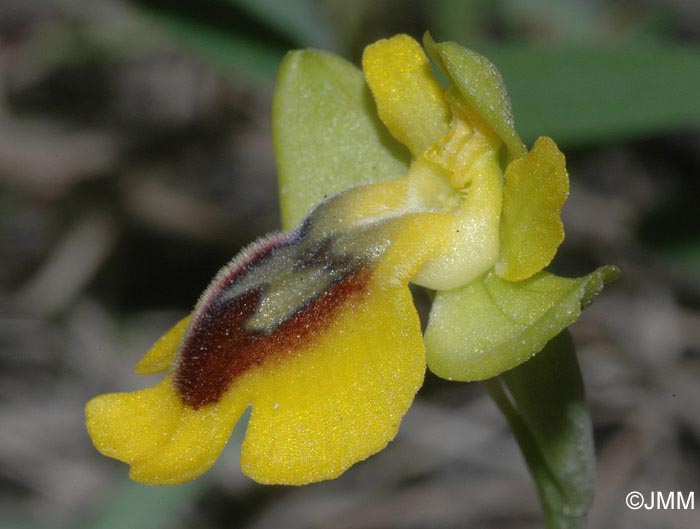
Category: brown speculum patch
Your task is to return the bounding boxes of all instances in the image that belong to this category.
[173,230,375,409]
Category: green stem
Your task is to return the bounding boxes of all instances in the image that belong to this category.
[482,378,586,529]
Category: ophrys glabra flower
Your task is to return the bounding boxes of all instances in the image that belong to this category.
[86,33,617,486]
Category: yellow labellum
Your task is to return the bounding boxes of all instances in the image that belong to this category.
[85,213,453,485]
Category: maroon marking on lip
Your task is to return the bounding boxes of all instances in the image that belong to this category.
[174,266,374,409]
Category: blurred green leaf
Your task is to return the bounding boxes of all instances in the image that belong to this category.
[79,478,206,529]
[140,8,284,79]
[661,240,700,277]
[483,42,700,147]
[273,49,410,228]
[497,0,608,42]
[0,516,48,529]
[428,0,495,47]
[425,265,619,381]
[225,0,342,51]
[136,0,342,80]
[484,331,595,529]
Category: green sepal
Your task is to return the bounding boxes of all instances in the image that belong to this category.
[423,32,527,160]
[424,265,619,381]
[484,331,595,529]
[273,49,410,230]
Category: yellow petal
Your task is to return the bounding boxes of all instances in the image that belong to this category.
[129,388,250,484]
[241,268,421,483]
[496,136,569,281]
[363,34,451,158]
[85,375,250,485]
[134,315,191,375]
[87,212,452,485]
[239,213,451,484]
[86,377,182,464]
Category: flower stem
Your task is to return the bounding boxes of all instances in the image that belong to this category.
[482,377,586,529]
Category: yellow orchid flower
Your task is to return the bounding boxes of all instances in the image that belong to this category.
[86,34,616,487]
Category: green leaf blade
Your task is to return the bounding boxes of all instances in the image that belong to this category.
[79,478,206,529]
[484,42,700,147]
[224,0,341,51]
[273,49,410,229]
[140,8,284,80]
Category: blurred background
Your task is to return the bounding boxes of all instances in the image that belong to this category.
[1,0,699,528]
